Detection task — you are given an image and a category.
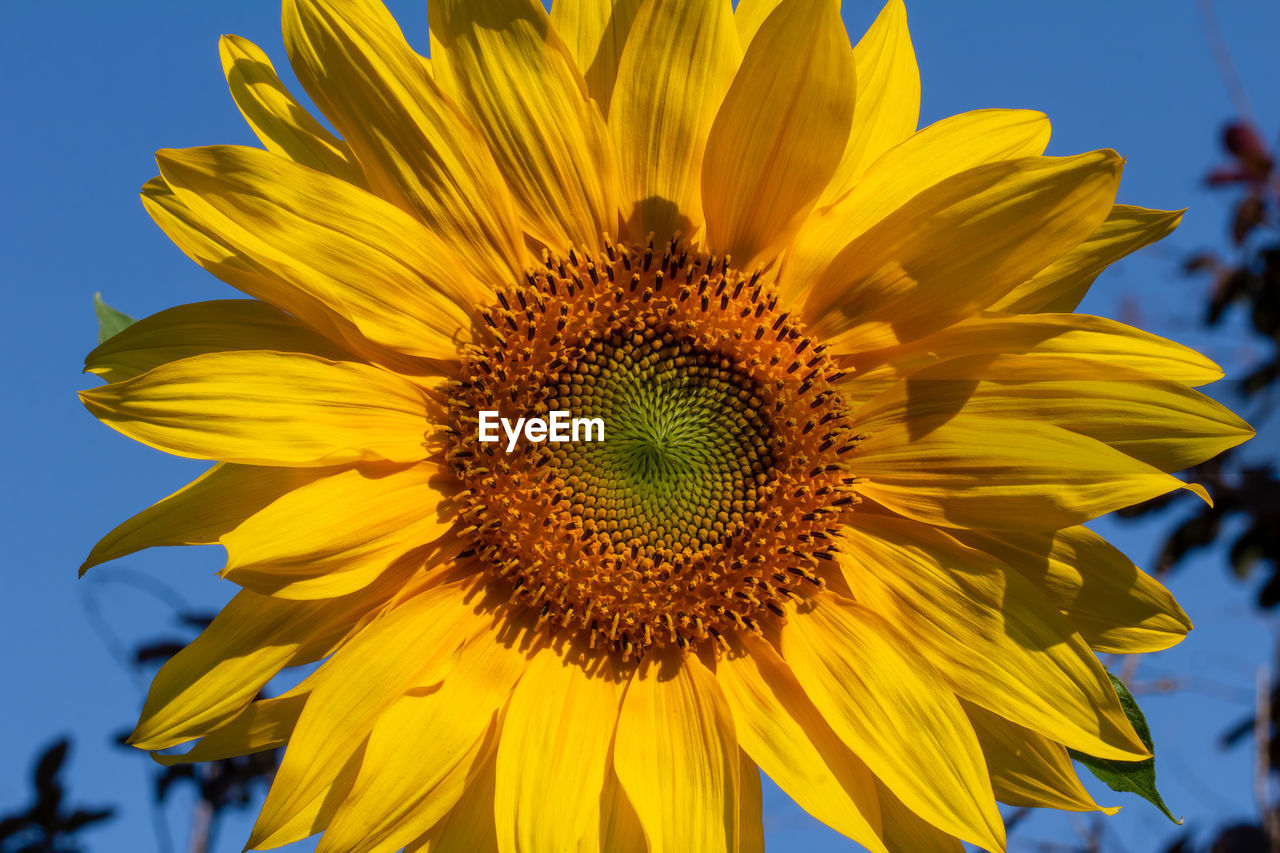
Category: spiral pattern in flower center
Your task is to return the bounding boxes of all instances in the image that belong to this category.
[447,239,861,657]
[547,326,773,560]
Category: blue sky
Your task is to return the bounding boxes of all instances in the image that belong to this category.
[2,1,1278,851]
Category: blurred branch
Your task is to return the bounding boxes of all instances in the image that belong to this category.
[76,565,278,853]
[186,796,213,853]
[0,738,115,853]
[1197,0,1260,129]
[1255,661,1280,848]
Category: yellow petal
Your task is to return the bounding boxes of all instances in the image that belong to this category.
[140,181,451,383]
[876,781,967,853]
[221,463,459,599]
[806,151,1122,353]
[429,0,618,250]
[836,515,1149,761]
[609,0,740,243]
[84,299,351,385]
[80,463,329,574]
[494,646,621,853]
[282,0,528,286]
[318,629,526,853]
[156,145,480,361]
[131,579,405,749]
[701,0,855,266]
[782,595,1004,851]
[152,691,306,767]
[733,0,780,48]
[738,752,764,853]
[853,353,1253,473]
[840,311,1225,404]
[716,634,887,852]
[250,582,483,849]
[850,411,1208,532]
[405,746,500,853]
[254,755,362,849]
[80,351,439,467]
[781,109,1050,304]
[591,771,647,853]
[993,205,1185,314]
[966,702,1115,813]
[551,0,645,111]
[955,526,1193,654]
[817,0,919,207]
[141,177,363,353]
[218,34,364,186]
[612,653,740,853]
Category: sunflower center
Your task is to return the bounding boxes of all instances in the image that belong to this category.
[548,327,772,560]
[447,239,861,658]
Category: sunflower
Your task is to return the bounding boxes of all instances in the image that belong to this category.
[80,0,1251,850]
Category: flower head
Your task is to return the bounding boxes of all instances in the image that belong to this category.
[81,0,1252,850]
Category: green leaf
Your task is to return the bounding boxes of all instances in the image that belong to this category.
[1069,669,1180,823]
[93,292,136,344]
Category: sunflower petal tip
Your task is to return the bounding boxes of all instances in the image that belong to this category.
[154,146,201,173]
[76,387,100,410]
[1078,147,1125,176]
[153,149,181,174]
[139,175,165,198]
[1195,354,1227,383]
[126,720,182,754]
[1102,148,1125,170]
[1187,481,1213,507]
[982,823,1009,853]
[240,822,269,850]
[1123,740,1155,763]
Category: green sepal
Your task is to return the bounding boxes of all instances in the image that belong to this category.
[93,292,136,344]
[1069,669,1180,824]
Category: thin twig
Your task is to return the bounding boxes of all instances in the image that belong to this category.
[1005,807,1032,834]
[1118,653,1142,686]
[1257,660,1280,849]
[186,796,213,853]
[76,583,145,693]
[1069,813,1104,853]
[185,763,222,853]
[1127,676,1187,697]
[86,566,192,614]
[140,760,176,853]
[1196,0,1261,127]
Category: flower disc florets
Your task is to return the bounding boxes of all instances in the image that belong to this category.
[448,239,863,657]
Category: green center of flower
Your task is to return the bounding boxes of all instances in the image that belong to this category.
[547,327,772,559]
